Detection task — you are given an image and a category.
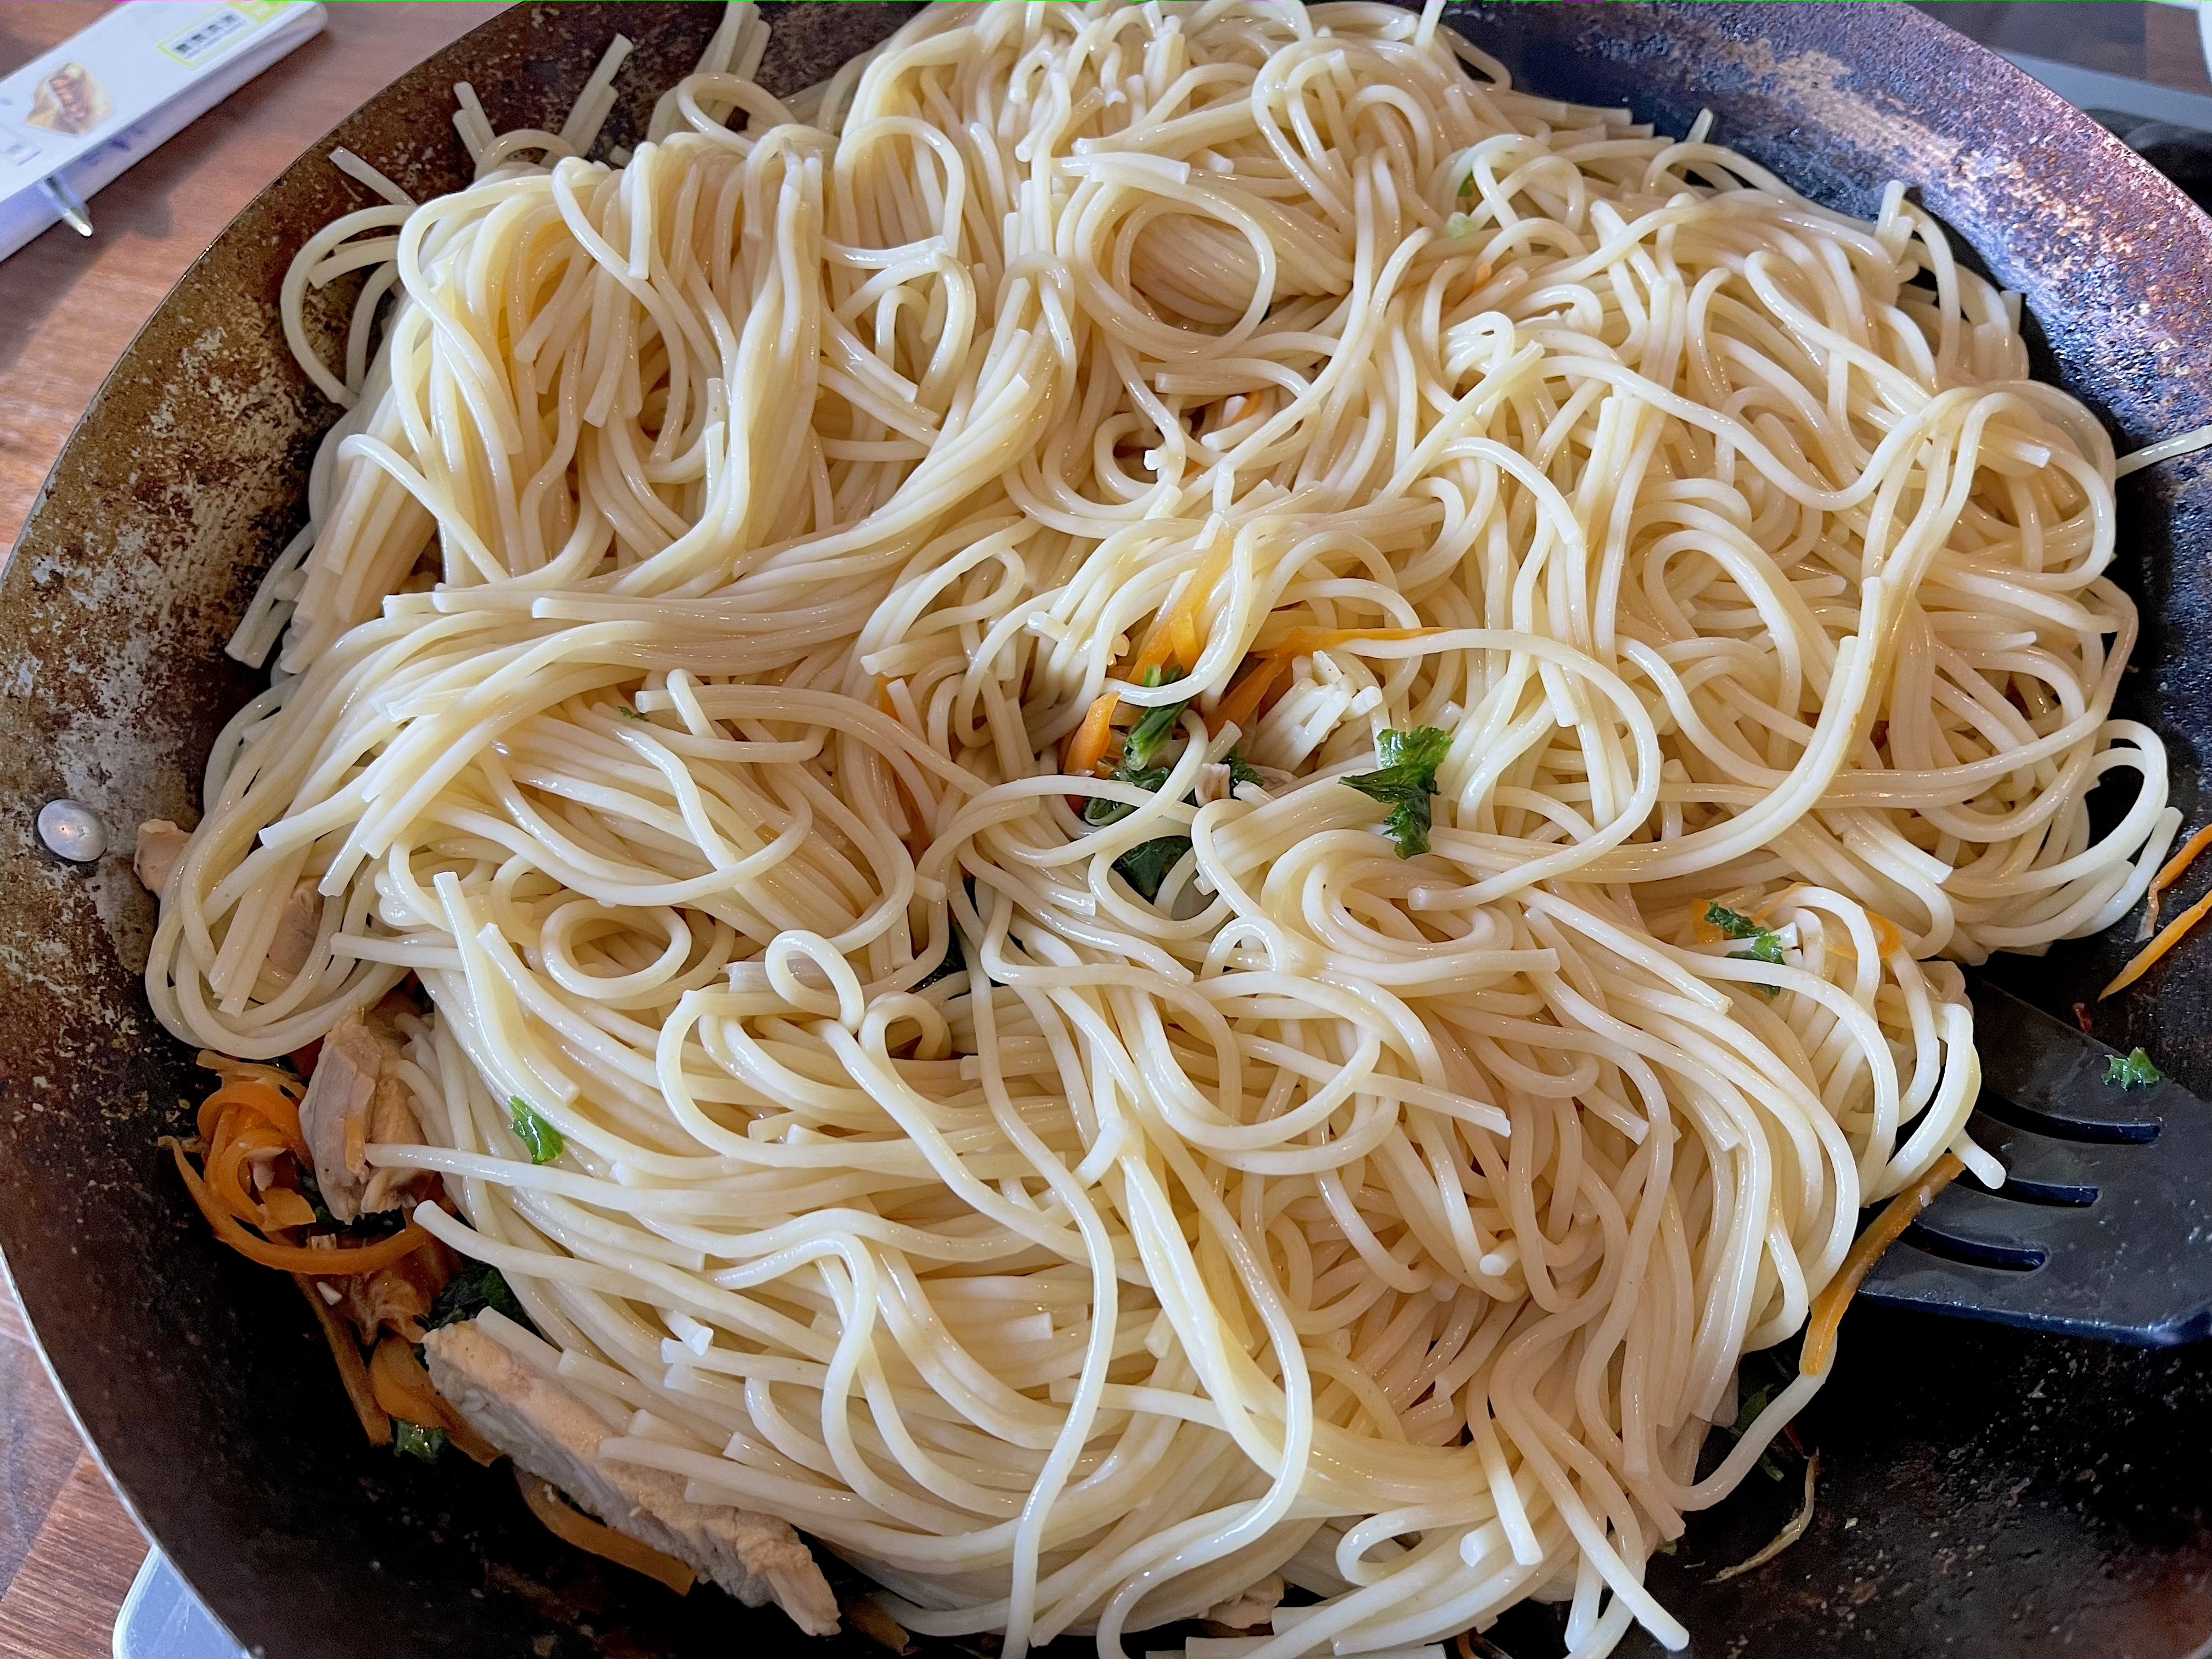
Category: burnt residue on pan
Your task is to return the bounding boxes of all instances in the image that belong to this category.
[0,5,2207,1658]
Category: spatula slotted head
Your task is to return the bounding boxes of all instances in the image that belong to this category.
[1860,983,2212,1345]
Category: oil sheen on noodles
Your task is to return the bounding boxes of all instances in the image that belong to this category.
[143,4,2174,1656]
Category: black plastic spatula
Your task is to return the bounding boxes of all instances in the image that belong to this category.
[1859,982,2212,1346]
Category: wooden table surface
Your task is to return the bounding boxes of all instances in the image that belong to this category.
[0,7,504,1651]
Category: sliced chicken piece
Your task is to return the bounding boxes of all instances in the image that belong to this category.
[325,1236,458,1346]
[424,1319,838,1636]
[299,1009,424,1222]
[263,879,325,985]
[134,819,190,897]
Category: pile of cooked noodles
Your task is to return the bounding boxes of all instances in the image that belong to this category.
[139,4,2179,1655]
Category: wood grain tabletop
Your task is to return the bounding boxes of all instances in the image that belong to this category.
[0,6,505,1652]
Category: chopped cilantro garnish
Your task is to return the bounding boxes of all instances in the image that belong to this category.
[1342,727,1453,857]
[616,705,649,721]
[1726,1382,1787,1480]
[2106,1048,2162,1090]
[1377,727,1452,772]
[427,1261,528,1333]
[1083,764,1170,826]
[1114,836,1192,902]
[393,1422,447,1463]
[1704,903,1764,940]
[1121,667,1189,771]
[1704,902,1785,995]
[509,1098,565,1165]
[1732,931,1785,966]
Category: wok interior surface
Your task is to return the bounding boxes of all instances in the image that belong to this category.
[0,5,2206,1655]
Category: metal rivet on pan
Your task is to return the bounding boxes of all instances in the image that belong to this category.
[36,799,107,863]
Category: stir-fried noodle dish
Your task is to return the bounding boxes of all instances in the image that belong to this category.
[136,4,2185,1655]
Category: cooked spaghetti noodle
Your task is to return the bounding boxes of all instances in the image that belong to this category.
[144,4,2177,1655]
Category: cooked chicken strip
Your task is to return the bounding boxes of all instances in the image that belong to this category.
[263,879,325,985]
[133,819,190,897]
[424,1319,838,1635]
[298,1009,423,1222]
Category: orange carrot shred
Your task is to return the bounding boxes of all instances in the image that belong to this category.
[166,1139,434,1275]
[1801,1152,1965,1378]
[517,1469,695,1595]
[261,1188,317,1230]
[1062,692,1121,778]
[370,1336,500,1466]
[2102,885,2212,1000]
[293,1274,391,1447]
[199,1081,309,1163]
[2147,822,2212,933]
[1212,654,1292,737]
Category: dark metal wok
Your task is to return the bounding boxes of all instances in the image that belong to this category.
[1,5,2208,1656]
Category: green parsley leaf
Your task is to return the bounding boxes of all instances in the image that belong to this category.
[2105,1047,2162,1090]
[393,1421,447,1463]
[1344,778,1433,858]
[427,1261,528,1334]
[1704,902,1764,940]
[1706,901,1783,993]
[1122,676,1190,771]
[1083,764,1170,826]
[616,705,649,721]
[1113,835,1192,902]
[1377,726,1451,774]
[1730,1385,1774,1439]
[1343,726,1453,857]
[1732,931,1785,967]
[509,1097,565,1165]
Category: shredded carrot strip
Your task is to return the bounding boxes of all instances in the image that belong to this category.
[2154,822,2212,896]
[166,1140,432,1274]
[1074,621,1454,778]
[261,1188,317,1229]
[198,1081,308,1160]
[1169,605,1203,672]
[2147,822,2212,933]
[1212,654,1292,736]
[370,1334,448,1426]
[293,1274,391,1447]
[517,1469,695,1595]
[1867,912,1904,960]
[440,1410,501,1467]
[1062,691,1121,778]
[207,1116,285,1230]
[1800,1152,1965,1377]
[198,1051,304,1098]
[1132,542,1234,683]
[2102,884,2212,999]
[1212,626,1450,738]
[370,1336,500,1465]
